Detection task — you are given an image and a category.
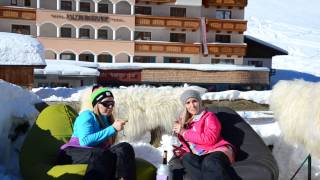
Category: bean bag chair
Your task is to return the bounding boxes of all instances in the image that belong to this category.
[20,104,156,180]
[170,106,279,180]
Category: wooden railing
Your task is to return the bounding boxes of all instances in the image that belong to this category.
[135,42,201,54]
[135,0,175,4]
[0,6,36,20]
[207,43,246,57]
[203,0,247,8]
[207,18,247,33]
[136,15,200,30]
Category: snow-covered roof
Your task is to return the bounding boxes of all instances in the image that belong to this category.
[174,0,202,6]
[34,60,99,76]
[0,32,46,66]
[98,63,270,72]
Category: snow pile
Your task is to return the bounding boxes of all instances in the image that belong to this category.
[0,32,45,66]
[0,80,41,179]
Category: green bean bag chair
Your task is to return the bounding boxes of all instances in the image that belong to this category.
[20,104,156,180]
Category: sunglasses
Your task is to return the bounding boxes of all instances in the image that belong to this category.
[100,100,115,108]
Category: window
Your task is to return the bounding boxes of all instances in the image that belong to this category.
[98,3,108,13]
[11,0,17,5]
[11,25,30,35]
[79,28,90,39]
[216,10,231,19]
[80,2,91,12]
[170,7,186,17]
[170,33,186,43]
[60,27,72,38]
[215,34,231,43]
[60,53,75,60]
[61,1,72,11]
[79,54,94,62]
[133,56,156,63]
[211,59,234,64]
[134,31,151,40]
[248,60,263,67]
[98,29,108,39]
[24,0,31,6]
[164,57,190,64]
[98,54,112,63]
[135,6,151,15]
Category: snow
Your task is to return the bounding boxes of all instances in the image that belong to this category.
[34,60,100,76]
[0,32,45,66]
[174,0,202,6]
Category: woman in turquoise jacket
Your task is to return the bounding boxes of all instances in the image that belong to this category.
[57,85,136,180]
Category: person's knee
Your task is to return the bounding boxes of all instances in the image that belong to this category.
[202,153,226,170]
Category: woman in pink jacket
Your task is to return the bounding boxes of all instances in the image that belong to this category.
[172,89,235,180]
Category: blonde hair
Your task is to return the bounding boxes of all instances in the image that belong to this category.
[93,104,116,144]
[180,99,204,128]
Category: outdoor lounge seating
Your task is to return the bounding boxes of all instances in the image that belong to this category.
[170,106,279,180]
[19,104,156,180]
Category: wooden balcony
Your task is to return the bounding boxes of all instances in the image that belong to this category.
[207,18,247,33]
[136,15,200,31]
[135,42,201,54]
[135,0,175,4]
[0,6,36,20]
[207,43,246,57]
[203,0,247,8]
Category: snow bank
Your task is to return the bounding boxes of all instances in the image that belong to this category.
[0,32,45,66]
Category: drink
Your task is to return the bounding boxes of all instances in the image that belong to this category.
[157,150,170,180]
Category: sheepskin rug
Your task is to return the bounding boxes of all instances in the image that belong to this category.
[79,85,207,141]
[270,80,320,158]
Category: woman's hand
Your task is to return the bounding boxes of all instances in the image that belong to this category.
[112,119,127,131]
[173,122,182,134]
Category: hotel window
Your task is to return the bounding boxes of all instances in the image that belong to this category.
[135,6,152,15]
[98,54,112,63]
[61,1,72,11]
[134,31,151,40]
[216,10,231,19]
[98,29,108,39]
[79,28,90,39]
[60,27,72,38]
[11,25,30,35]
[79,54,94,62]
[80,2,91,12]
[98,3,108,13]
[133,56,156,63]
[215,34,231,43]
[170,33,186,43]
[170,7,186,17]
[211,59,234,64]
[60,53,75,60]
[164,57,190,64]
[11,0,17,5]
[248,60,263,67]
[25,0,31,6]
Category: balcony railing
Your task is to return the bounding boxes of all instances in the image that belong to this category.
[0,6,36,20]
[135,42,201,54]
[207,43,246,57]
[203,0,247,8]
[207,18,247,33]
[135,0,176,4]
[136,15,200,31]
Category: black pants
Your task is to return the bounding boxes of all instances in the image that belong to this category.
[169,152,234,180]
[57,142,136,180]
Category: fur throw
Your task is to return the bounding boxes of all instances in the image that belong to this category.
[79,86,207,141]
[270,80,320,157]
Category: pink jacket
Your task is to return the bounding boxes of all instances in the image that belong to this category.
[178,110,235,163]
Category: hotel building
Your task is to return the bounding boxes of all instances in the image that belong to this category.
[0,0,275,90]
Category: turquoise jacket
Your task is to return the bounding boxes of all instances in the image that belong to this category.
[72,110,116,147]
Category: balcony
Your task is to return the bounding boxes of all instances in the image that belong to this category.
[207,18,247,33]
[135,42,201,54]
[0,6,36,20]
[207,43,246,57]
[203,0,247,8]
[136,15,200,31]
[135,0,176,4]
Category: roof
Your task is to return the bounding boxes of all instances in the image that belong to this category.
[244,35,288,58]
[0,32,46,66]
